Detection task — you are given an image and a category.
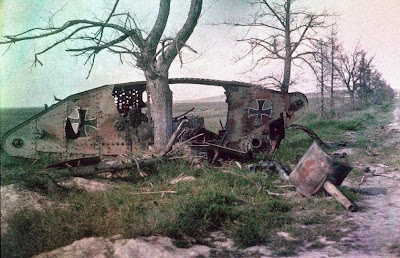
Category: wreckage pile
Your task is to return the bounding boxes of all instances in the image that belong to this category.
[46,119,358,211]
[2,78,358,211]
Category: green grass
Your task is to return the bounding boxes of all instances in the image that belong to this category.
[275,107,378,165]
[1,161,294,256]
[1,100,395,257]
[1,158,355,257]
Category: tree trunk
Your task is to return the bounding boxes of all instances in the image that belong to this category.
[330,40,334,117]
[349,91,355,110]
[139,0,202,150]
[281,0,292,94]
[282,55,292,93]
[320,77,324,116]
[320,42,324,117]
[145,73,173,150]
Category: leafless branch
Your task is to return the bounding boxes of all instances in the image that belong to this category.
[223,0,331,92]
[163,0,203,68]
[147,0,171,53]
[1,20,133,44]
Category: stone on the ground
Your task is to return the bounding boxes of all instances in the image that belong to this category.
[34,236,211,258]
[63,177,115,192]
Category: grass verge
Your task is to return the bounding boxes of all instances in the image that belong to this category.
[1,101,394,256]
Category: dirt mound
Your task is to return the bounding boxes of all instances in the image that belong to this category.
[34,233,275,258]
[1,184,49,235]
[34,235,211,258]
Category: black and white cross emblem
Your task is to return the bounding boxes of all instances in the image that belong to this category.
[248,99,272,125]
[67,108,98,138]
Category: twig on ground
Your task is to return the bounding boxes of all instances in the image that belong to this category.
[132,156,147,177]
[221,169,247,179]
[160,119,188,156]
[181,133,205,145]
[234,161,242,169]
[168,155,203,160]
[31,157,41,165]
[265,190,287,196]
[357,175,365,188]
[371,173,393,178]
[275,184,296,188]
[167,133,204,155]
[169,173,196,184]
[131,190,177,195]
[366,148,378,156]
[271,161,290,180]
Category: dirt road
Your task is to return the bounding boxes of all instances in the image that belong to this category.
[298,101,400,258]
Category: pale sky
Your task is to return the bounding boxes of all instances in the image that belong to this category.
[0,0,399,108]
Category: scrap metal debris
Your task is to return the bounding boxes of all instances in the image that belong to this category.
[2,78,360,213]
[289,141,358,211]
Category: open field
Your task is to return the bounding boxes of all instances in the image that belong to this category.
[0,97,328,137]
[173,101,227,132]
[1,100,398,257]
[0,103,226,137]
[0,107,43,137]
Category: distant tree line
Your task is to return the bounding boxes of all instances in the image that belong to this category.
[228,0,394,117]
[311,34,395,117]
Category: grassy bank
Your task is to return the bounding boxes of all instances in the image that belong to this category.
[1,101,394,257]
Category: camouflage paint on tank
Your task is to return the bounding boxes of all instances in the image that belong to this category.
[2,78,308,161]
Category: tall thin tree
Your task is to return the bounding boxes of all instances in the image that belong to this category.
[335,43,362,110]
[326,26,340,116]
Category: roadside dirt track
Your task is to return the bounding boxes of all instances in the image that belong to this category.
[298,100,400,258]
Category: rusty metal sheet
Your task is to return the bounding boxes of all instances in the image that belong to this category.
[64,85,140,159]
[96,87,131,156]
[2,82,147,161]
[289,141,352,197]
[224,86,308,153]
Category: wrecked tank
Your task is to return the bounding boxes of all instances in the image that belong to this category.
[2,78,308,161]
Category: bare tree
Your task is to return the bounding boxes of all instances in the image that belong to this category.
[228,0,329,93]
[335,43,363,110]
[308,37,335,117]
[311,40,329,116]
[326,26,341,117]
[357,50,374,106]
[0,0,203,150]
[335,43,394,109]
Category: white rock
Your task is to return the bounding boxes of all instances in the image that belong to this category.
[35,235,211,258]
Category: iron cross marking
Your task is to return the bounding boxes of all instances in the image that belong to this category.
[248,99,272,125]
[68,108,98,138]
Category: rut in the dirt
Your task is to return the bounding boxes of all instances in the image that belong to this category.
[298,101,400,258]
[346,103,400,256]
